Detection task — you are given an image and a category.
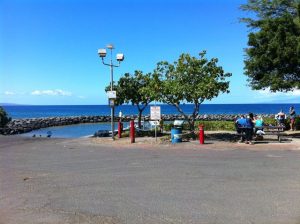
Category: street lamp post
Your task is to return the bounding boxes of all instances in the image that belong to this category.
[98,44,124,140]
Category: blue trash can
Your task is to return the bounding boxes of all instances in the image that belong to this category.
[171,128,182,143]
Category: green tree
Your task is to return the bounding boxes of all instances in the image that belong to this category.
[241,0,300,92]
[106,71,153,128]
[142,51,232,131]
[0,106,11,128]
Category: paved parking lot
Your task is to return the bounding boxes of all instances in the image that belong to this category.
[1,136,300,224]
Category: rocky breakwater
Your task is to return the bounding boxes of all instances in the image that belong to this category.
[0,116,112,135]
[0,114,276,135]
[195,114,275,121]
[162,114,275,121]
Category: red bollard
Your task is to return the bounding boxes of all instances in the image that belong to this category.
[118,121,122,138]
[199,124,204,144]
[130,120,135,143]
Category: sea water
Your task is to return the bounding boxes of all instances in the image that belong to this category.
[20,122,129,138]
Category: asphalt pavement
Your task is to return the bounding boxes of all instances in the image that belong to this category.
[1,136,300,224]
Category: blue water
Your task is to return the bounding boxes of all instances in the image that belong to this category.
[2,104,299,138]
[20,122,129,138]
[3,104,299,119]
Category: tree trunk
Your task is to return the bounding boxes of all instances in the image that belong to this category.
[138,109,143,129]
[136,104,148,129]
[190,102,200,131]
[189,120,195,132]
[171,101,201,132]
[172,103,191,129]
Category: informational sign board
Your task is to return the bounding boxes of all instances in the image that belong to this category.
[107,91,117,99]
[150,106,161,120]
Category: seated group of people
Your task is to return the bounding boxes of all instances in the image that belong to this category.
[235,107,296,144]
[235,113,264,145]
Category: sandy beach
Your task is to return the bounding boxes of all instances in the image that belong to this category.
[1,135,300,224]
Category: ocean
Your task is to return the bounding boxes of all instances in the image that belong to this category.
[3,104,299,119]
[2,104,298,138]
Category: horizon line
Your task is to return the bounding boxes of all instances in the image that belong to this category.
[2,103,300,106]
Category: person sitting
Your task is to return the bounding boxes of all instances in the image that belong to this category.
[255,115,264,129]
[275,110,286,126]
[254,115,265,138]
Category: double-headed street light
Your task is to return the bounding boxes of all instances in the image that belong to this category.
[98,44,124,140]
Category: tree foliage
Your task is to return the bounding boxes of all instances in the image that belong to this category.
[241,0,300,91]
[106,71,153,128]
[142,51,232,131]
[0,106,11,128]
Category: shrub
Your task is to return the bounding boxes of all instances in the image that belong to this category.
[164,123,174,132]
[164,120,236,131]
[0,107,11,128]
[121,129,166,138]
[262,117,277,126]
[195,120,236,131]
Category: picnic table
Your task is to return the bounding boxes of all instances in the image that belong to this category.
[236,125,286,143]
[260,125,286,142]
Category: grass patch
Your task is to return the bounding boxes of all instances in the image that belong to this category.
[164,120,236,131]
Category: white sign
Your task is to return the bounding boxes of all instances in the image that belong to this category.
[150,106,161,120]
[107,91,117,99]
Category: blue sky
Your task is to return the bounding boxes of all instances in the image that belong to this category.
[1,0,299,105]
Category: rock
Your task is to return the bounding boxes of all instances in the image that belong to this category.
[94,130,110,137]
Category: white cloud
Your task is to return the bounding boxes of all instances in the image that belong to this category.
[4,91,16,95]
[284,89,300,96]
[258,88,300,98]
[31,89,72,96]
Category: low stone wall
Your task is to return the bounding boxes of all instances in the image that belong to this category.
[0,114,275,135]
[1,116,109,135]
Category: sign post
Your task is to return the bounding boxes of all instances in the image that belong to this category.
[150,106,161,142]
[107,91,117,140]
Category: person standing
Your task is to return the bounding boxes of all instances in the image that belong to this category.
[275,109,286,126]
[236,114,254,144]
[289,106,296,131]
[236,115,247,143]
[119,110,123,122]
[245,113,255,145]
